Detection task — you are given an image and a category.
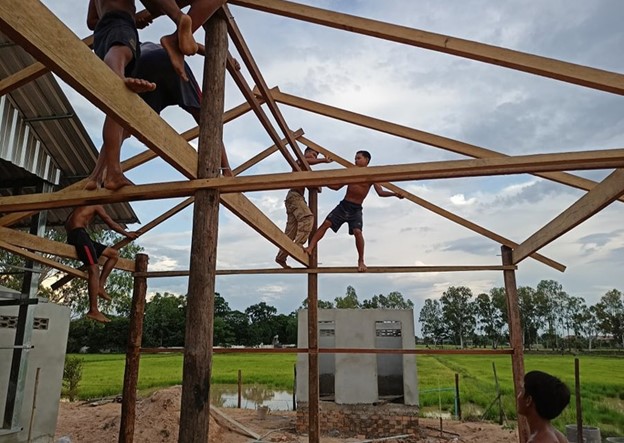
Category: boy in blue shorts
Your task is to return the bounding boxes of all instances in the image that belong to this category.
[304,150,403,272]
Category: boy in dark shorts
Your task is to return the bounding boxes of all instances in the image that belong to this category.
[517,371,570,443]
[65,205,138,323]
[85,0,156,191]
[304,150,403,272]
[132,41,232,174]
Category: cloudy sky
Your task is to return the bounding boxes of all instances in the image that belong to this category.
[38,1,624,328]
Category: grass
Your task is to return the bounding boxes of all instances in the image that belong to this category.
[69,352,624,437]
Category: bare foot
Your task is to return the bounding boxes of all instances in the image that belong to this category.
[357,260,367,272]
[98,288,112,302]
[103,173,134,191]
[176,14,198,55]
[161,34,189,81]
[275,258,291,269]
[84,176,101,191]
[87,311,111,323]
[124,77,156,93]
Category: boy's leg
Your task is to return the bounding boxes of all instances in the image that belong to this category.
[303,219,332,256]
[86,265,110,323]
[353,229,366,272]
[99,247,120,298]
[89,45,154,191]
[276,207,296,267]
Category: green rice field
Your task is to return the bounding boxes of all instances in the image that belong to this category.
[69,352,624,437]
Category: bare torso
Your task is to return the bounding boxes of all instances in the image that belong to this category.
[343,183,373,205]
[92,0,136,18]
[65,206,98,232]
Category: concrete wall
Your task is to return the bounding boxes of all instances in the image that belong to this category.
[0,301,70,443]
[297,309,418,405]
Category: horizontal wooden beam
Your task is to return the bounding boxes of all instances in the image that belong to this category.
[134,264,517,277]
[0,226,135,272]
[269,88,624,203]
[0,239,87,280]
[140,346,513,355]
[512,169,624,264]
[299,135,566,272]
[2,148,624,212]
[231,0,624,95]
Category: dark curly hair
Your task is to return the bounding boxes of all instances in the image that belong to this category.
[524,370,570,420]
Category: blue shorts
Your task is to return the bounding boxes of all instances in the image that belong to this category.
[326,200,363,235]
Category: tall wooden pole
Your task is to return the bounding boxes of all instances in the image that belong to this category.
[119,253,149,443]
[307,189,320,443]
[501,246,528,443]
[178,10,227,442]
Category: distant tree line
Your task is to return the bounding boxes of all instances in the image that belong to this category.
[419,280,624,350]
[66,285,414,353]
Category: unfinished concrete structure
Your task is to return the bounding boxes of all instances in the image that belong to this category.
[295,309,419,438]
[0,298,70,443]
[296,309,418,405]
[0,1,623,442]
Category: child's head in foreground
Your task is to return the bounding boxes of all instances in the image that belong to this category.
[518,370,570,420]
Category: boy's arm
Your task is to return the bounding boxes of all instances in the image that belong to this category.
[95,206,139,239]
[87,0,99,30]
[374,183,404,198]
[306,156,333,166]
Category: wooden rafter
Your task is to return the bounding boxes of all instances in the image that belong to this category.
[225,4,309,171]
[2,147,623,212]
[225,55,299,170]
[0,239,87,280]
[0,226,135,272]
[512,169,624,264]
[230,0,624,95]
[299,136,566,272]
[267,87,624,203]
[233,129,304,175]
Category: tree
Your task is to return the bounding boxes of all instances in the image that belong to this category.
[300,298,334,309]
[474,292,504,348]
[334,285,360,308]
[245,302,278,345]
[593,289,624,348]
[517,286,538,349]
[142,292,186,347]
[440,286,475,348]
[535,280,567,350]
[362,291,414,309]
[418,299,445,346]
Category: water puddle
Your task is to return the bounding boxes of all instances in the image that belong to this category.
[211,384,294,411]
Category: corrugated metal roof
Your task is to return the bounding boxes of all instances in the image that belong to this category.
[0,32,139,228]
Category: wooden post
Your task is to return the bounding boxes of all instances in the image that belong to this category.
[237,369,242,408]
[501,245,528,443]
[575,358,583,443]
[293,363,297,411]
[493,362,504,425]
[454,373,461,420]
[178,10,227,443]
[119,253,148,443]
[307,188,320,443]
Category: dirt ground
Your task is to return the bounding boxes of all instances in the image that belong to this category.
[55,386,519,442]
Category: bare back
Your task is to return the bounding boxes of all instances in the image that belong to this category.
[90,0,136,19]
[343,183,373,205]
[65,206,99,231]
